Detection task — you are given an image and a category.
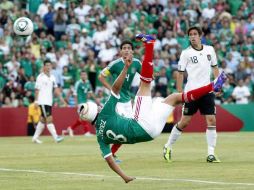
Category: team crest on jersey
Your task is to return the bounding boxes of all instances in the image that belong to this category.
[207,54,211,61]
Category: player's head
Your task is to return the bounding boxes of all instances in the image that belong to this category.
[120,40,134,58]
[78,102,98,122]
[80,70,87,81]
[187,26,202,47]
[43,59,52,73]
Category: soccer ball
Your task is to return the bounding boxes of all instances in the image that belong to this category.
[78,102,98,122]
[13,17,34,36]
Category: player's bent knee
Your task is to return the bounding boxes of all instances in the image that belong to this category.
[163,93,182,106]
[206,115,216,125]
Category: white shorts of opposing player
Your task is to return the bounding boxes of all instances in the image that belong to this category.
[133,96,174,138]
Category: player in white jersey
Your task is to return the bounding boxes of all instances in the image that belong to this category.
[163,26,221,163]
[32,60,66,144]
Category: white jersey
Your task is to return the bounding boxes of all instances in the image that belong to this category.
[232,86,250,104]
[178,45,218,92]
[35,73,57,106]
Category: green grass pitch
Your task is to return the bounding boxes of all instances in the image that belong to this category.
[0,132,254,190]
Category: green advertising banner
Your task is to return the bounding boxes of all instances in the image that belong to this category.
[221,103,254,131]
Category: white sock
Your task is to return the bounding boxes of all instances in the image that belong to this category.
[32,122,45,140]
[206,126,217,155]
[165,124,182,149]
[47,123,58,140]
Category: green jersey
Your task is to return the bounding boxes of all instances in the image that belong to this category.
[101,58,141,103]
[96,93,153,158]
[75,79,93,104]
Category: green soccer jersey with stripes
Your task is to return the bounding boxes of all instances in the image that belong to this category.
[96,93,153,158]
[101,58,141,103]
[75,79,93,104]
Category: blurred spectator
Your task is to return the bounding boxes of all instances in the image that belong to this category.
[0,0,14,11]
[27,95,41,136]
[37,0,50,19]
[0,0,253,107]
[53,7,67,41]
[232,79,251,104]
[43,5,55,35]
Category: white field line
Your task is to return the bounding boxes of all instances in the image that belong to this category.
[0,168,254,186]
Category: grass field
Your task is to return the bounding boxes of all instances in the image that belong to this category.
[0,132,254,190]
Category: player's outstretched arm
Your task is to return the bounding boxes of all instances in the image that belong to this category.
[105,155,135,183]
[111,55,132,95]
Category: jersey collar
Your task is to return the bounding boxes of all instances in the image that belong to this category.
[191,44,203,51]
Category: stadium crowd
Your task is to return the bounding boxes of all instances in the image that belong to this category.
[0,0,253,108]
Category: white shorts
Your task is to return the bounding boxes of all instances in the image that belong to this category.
[133,96,174,138]
[115,100,133,118]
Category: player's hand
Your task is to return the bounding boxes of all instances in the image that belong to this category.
[123,54,133,68]
[214,91,222,97]
[124,176,136,183]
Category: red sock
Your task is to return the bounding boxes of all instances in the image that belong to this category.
[70,119,82,130]
[140,43,154,83]
[182,83,213,102]
[81,120,90,133]
[111,144,122,156]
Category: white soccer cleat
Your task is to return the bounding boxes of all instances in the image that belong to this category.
[84,132,94,137]
[56,136,64,143]
[32,138,43,144]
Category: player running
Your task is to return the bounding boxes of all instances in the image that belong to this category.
[64,71,96,137]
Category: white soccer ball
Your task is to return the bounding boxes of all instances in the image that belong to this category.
[13,17,34,36]
[78,102,98,122]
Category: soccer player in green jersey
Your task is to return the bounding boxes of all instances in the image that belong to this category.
[78,34,227,183]
[64,71,96,136]
[98,40,142,161]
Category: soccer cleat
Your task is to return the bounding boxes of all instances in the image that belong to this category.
[113,155,122,164]
[163,146,172,162]
[84,132,94,137]
[56,136,64,143]
[135,34,155,43]
[213,71,227,92]
[206,155,221,163]
[32,138,43,144]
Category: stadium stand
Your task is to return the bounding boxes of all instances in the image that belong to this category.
[0,0,253,108]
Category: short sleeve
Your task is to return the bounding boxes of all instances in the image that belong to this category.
[136,59,142,73]
[210,47,218,67]
[178,51,188,72]
[97,137,112,158]
[52,76,58,88]
[74,81,79,96]
[35,76,41,90]
[100,67,111,77]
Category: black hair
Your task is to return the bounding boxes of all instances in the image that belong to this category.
[28,95,35,103]
[120,40,133,50]
[187,26,202,36]
[43,59,51,65]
